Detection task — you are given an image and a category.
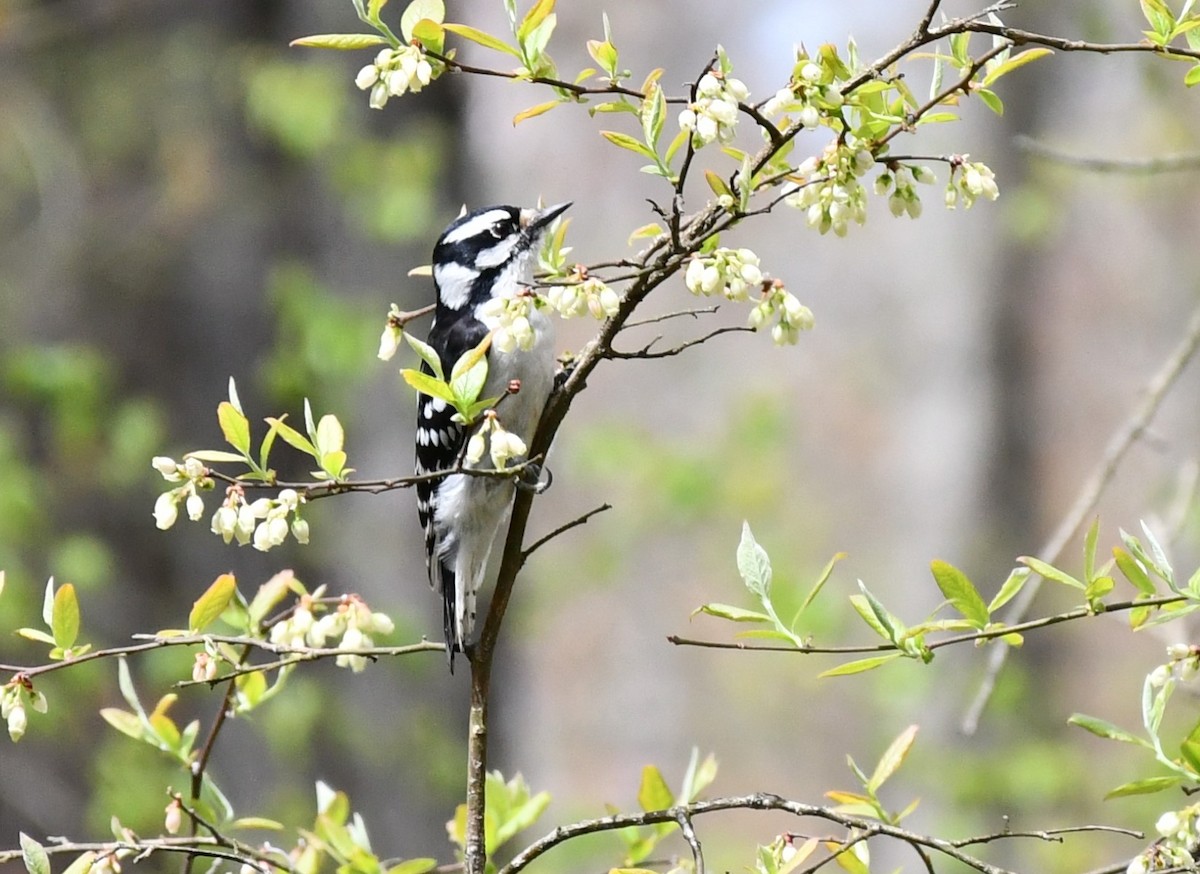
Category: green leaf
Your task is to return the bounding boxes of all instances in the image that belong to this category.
[692,603,771,623]
[600,131,657,161]
[1113,547,1155,594]
[868,724,918,792]
[736,521,772,598]
[400,0,444,42]
[184,449,247,464]
[514,100,561,125]
[1181,718,1200,772]
[981,47,1053,86]
[627,223,663,245]
[1141,0,1176,37]
[368,0,389,22]
[402,369,457,403]
[388,860,438,874]
[100,707,144,740]
[637,765,673,811]
[229,817,285,831]
[1105,775,1182,799]
[16,628,55,645]
[1185,64,1200,86]
[411,18,445,54]
[976,88,1004,115]
[403,331,446,380]
[443,22,521,57]
[218,401,252,455]
[190,573,237,632]
[517,0,555,41]
[641,82,665,148]
[1084,517,1099,582]
[851,582,898,641]
[263,416,318,457]
[819,653,902,677]
[1068,713,1151,747]
[51,583,79,650]
[1019,556,1085,590]
[987,567,1030,613]
[289,33,389,50]
[20,833,50,874]
[587,39,619,78]
[62,853,98,874]
[315,414,345,455]
[930,560,989,628]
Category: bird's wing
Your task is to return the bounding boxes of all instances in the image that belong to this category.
[414,314,490,664]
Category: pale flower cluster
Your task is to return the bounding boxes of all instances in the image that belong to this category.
[546,275,620,321]
[1127,804,1200,873]
[151,456,211,531]
[210,487,310,552]
[479,287,540,353]
[679,70,749,148]
[269,593,395,673]
[465,411,528,471]
[749,281,815,346]
[874,164,935,220]
[784,138,875,237]
[377,302,404,361]
[761,61,843,131]
[946,158,1000,209]
[1148,643,1200,688]
[684,248,764,301]
[355,46,433,110]
[2,682,46,742]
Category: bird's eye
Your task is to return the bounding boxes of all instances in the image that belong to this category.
[488,227,503,240]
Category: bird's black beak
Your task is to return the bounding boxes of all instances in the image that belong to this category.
[520,201,572,234]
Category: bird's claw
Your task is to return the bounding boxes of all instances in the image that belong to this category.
[515,462,552,494]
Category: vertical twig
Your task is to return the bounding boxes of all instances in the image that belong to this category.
[962,301,1200,733]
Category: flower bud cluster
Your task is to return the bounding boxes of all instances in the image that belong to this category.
[479,287,541,354]
[784,139,874,237]
[378,303,405,361]
[761,61,844,131]
[679,70,749,148]
[465,411,528,471]
[685,248,764,302]
[268,594,395,673]
[355,46,433,110]
[749,280,815,346]
[946,158,999,209]
[1148,643,1200,688]
[1127,805,1200,873]
[2,680,46,742]
[874,163,934,220]
[210,486,309,552]
[151,456,213,531]
[546,270,620,321]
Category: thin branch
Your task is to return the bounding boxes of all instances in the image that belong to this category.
[607,326,754,360]
[963,300,1200,734]
[497,794,1019,874]
[877,44,1010,148]
[951,824,1143,848]
[623,305,721,330]
[669,593,1189,655]
[676,811,706,874]
[0,635,443,679]
[205,456,544,499]
[521,503,612,560]
[961,22,1200,62]
[1016,135,1200,174]
[428,49,645,100]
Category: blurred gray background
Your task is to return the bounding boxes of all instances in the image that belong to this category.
[2,1,1200,871]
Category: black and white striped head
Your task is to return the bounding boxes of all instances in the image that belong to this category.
[431,202,570,313]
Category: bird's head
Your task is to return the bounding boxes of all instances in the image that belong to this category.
[431,202,571,312]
